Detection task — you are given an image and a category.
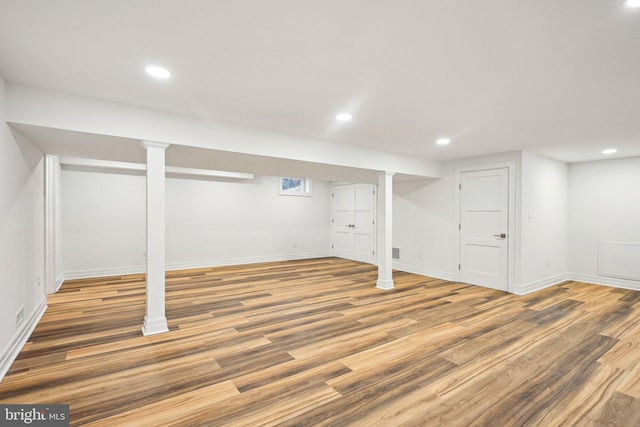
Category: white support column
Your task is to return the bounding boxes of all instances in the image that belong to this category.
[44,155,61,294]
[376,171,395,290]
[141,141,170,336]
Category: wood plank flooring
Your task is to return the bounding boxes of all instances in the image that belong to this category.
[2,257,640,426]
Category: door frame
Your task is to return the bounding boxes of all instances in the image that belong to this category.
[454,161,516,292]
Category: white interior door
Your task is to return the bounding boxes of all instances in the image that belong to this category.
[459,168,509,291]
[332,184,376,264]
[333,185,355,259]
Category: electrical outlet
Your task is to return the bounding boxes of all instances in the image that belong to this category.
[293,241,297,248]
[417,252,423,259]
[37,277,41,287]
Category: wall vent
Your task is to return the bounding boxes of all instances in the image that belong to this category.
[392,247,400,259]
[16,306,24,326]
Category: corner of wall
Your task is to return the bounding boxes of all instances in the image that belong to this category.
[513,274,569,295]
[392,261,455,282]
[0,78,47,382]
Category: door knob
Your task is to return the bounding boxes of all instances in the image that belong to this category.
[493,233,507,239]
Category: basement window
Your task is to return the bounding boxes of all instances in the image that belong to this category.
[279,177,312,196]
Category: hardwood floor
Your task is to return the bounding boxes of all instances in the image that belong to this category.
[2,257,640,426]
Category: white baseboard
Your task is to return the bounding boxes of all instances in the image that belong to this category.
[386,264,640,296]
[63,265,145,281]
[0,298,48,383]
[567,273,640,292]
[61,252,332,281]
[513,274,569,295]
[392,261,454,282]
[166,251,331,271]
[54,273,65,293]
[514,273,640,294]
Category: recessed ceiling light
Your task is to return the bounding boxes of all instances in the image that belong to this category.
[625,0,640,8]
[436,138,451,146]
[602,148,617,155]
[145,65,171,79]
[335,112,353,122]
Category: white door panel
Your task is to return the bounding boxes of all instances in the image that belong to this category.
[334,211,351,228]
[465,211,502,237]
[334,231,352,253]
[460,168,509,291]
[335,187,353,209]
[354,233,374,256]
[333,186,354,260]
[355,186,374,209]
[354,210,373,229]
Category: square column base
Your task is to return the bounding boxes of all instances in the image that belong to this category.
[376,279,395,290]
[141,315,169,336]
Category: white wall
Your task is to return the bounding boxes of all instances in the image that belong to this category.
[518,152,568,293]
[166,175,330,269]
[568,157,640,289]
[0,76,47,380]
[393,152,522,283]
[61,169,146,276]
[61,169,331,278]
[394,150,638,294]
[393,176,455,279]
[393,151,571,294]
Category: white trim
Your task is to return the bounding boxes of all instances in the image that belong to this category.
[166,166,253,181]
[61,252,332,280]
[63,265,145,280]
[454,161,517,293]
[568,273,640,292]
[392,261,454,282]
[60,157,254,181]
[54,274,65,293]
[141,140,170,150]
[376,279,395,290]
[512,274,569,295]
[166,252,331,271]
[141,315,169,336]
[0,299,48,383]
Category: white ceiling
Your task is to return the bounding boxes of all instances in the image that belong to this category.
[1,0,639,164]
